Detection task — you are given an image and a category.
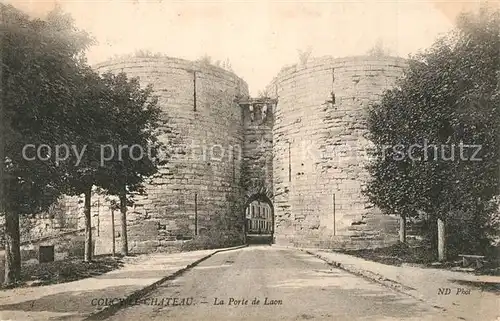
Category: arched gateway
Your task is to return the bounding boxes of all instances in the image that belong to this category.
[243,186,274,245]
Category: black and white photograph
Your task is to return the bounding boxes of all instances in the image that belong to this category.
[0,1,498,320]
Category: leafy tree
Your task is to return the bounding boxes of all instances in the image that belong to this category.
[366,39,391,57]
[0,4,94,283]
[364,6,500,260]
[297,46,312,65]
[97,72,163,256]
[196,54,212,66]
[62,67,115,262]
[221,58,232,72]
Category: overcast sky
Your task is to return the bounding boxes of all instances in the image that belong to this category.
[7,0,486,95]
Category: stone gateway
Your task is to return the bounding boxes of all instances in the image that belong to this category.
[3,55,407,254]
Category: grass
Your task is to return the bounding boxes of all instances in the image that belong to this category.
[338,243,435,265]
[337,242,500,276]
[0,254,125,290]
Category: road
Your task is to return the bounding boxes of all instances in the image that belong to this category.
[104,246,457,321]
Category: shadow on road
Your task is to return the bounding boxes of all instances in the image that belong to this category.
[246,234,273,245]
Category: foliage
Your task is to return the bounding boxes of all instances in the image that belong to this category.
[340,242,436,265]
[1,3,95,215]
[297,46,313,65]
[1,3,101,282]
[133,49,169,58]
[11,255,123,288]
[196,54,233,71]
[1,3,167,277]
[97,71,163,199]
[61,68,116,197]
[111,50,170,60]
[219,58,233,71]
[196,54,212,65]
[364,7,500,256]
[95,71,164,256]
[366,39,391,57]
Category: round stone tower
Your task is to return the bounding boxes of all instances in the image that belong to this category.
[267,56,407,249]
[94,57,248,252]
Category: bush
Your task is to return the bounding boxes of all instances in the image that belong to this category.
[57,264,79,279]
[445,207,499,258]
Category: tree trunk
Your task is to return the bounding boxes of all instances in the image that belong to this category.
[4,210,20,285]
[0,39,18,284]
[119,188,128,256]
[399,214,406,243]
[84,187,92,262]
[437,218,446,261]
[111,209,115,257]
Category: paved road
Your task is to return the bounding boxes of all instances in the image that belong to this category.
[105,246,457,321]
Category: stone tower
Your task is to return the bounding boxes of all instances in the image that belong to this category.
[93,57,249,252]
[266,56,407,249]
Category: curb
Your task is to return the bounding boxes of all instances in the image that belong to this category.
[301,249,454,318]
[83,244,248,321]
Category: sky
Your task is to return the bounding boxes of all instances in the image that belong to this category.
[5,0,490,95]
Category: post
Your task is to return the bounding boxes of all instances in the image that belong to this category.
[119,188,128,257]
[84,187,92,262]
[111,209,115,257]
[194,193,198,236]
[4,210,20,284]
[333,193,336,236]
[399,214,406,243]
[437,217,446,261]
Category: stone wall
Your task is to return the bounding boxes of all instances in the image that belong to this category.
[93,57,249,253]
[0,196,91,248]
[266,56,407,249]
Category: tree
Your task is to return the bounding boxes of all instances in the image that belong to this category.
[364,85,428,244]
[97,72,163,256]
[0,4,94,283]
[222,58,232,72]
[196,54,212,66]
[62,68,115,262]
[367,39,391,57]
[297,46,312,65]
[364,6,500,260]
